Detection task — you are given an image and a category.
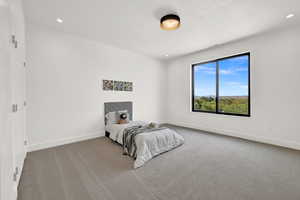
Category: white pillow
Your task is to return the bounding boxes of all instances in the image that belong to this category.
[105,111,117,124]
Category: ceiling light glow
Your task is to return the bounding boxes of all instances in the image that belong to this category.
[160,14,180,30]
[286,14,294,19]
[56,18,63,23]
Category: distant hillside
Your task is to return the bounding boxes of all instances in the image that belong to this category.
[220,96,248,99]
[194,95,249,115]
[195,96,248,99]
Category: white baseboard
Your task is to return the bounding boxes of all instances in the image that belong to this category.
[28,131,105,152]
[168,122,300,151]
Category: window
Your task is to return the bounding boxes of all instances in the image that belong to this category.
[192,53,250,116]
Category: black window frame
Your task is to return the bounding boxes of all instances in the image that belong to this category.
[191,52,250,117]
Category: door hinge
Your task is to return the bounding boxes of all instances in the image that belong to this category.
[13,168,18,182]
[13,173,17,182]
[11,35,18,48]
[12,104,18,112]
[12,165,19,182]
[11,35,16,44]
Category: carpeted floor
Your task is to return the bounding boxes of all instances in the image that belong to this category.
[18,125,300,200]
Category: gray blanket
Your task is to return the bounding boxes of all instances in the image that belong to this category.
[122,125,167,159]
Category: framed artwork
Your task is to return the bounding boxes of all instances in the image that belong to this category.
[102,80,133,92]
[113,81,124,91]
[103,80,113,91]
[123,82,133,91]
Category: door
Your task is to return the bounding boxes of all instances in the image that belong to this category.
[9,0,27,193]
[0,0,26,199]
[0,2,15,200]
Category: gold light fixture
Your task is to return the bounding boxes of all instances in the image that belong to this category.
[160,14,180,30]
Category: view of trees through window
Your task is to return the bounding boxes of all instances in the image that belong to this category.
[192,53,250,116]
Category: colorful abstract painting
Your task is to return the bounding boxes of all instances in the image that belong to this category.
[103,80,113,91]
[113,81,124,91]
[103,80,133,92]
[123,82,133,91]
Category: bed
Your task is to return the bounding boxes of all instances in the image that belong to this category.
[104,102,184,168]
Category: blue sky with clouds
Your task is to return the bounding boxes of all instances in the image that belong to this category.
[194,55,249,97]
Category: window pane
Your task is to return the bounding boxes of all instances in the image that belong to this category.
[218,55,249,115]
[193,62,216,112]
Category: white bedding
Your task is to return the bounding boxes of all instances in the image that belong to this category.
[105,121,184,168]
[105,121,148,144]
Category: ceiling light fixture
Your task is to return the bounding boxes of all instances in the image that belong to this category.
[56,18,63,23]
[165,54,169,57]
[160,14,180,30]
[286,14,294,19]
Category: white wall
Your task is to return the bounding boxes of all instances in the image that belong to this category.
[26,21,300,152]
[26,24,167,151]
[166,24,300,150]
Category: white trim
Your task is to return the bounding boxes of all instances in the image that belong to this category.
[0,151,4,200]
[169,122,300,151]
[28,131,104,152]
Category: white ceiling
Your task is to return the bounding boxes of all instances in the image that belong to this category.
[24,0,300,60]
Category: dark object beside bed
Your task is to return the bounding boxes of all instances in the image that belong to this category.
[105,131,110,138]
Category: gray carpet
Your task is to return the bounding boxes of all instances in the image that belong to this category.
[18,125,300,200]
